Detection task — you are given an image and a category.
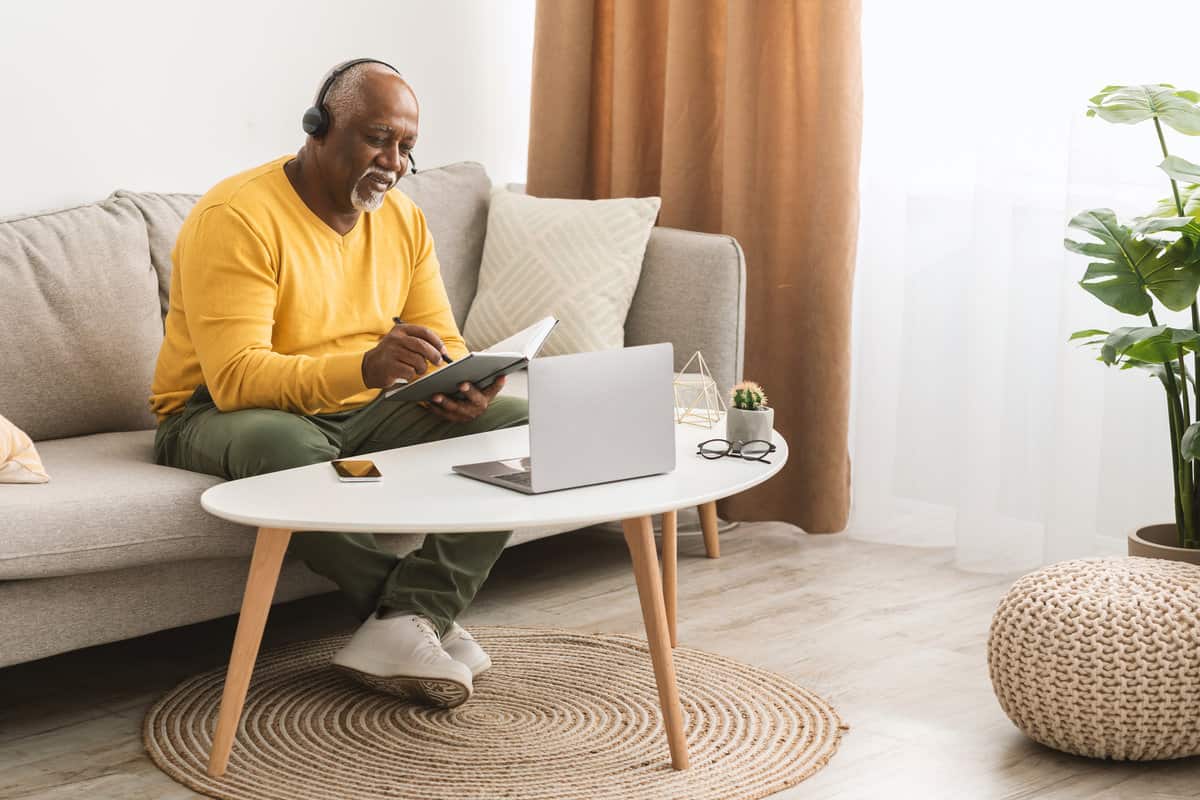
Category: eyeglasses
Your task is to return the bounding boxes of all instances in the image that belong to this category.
[696,439,776,464]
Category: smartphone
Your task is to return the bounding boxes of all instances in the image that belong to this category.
[331,459,382,482]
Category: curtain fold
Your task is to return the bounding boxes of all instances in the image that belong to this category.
[527,0,862,532]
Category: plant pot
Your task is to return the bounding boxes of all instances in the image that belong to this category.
[726,406,774,445]
[1128,523,1200,565]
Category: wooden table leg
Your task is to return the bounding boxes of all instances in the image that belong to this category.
[661,510,678,648]
[207,527,292,778]
[623,516,689,770]
[698,501,720,559]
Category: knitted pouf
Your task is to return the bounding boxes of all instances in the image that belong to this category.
[988,557,1200,760]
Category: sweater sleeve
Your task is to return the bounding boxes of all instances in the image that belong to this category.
[180,205,367,413]
[397,206,470,361]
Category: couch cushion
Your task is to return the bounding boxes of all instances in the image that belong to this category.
[0,430,439,580]
[626,227,746,394]
[0,556,337,669]
[114,190,200,319]
[397,162,491,329]
[0,397,575,583]
[0,197,163,441]
[0,430,246,579]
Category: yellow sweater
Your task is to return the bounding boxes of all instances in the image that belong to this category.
[149,156,467,420]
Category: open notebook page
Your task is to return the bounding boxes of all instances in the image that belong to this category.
[480,316,558,359]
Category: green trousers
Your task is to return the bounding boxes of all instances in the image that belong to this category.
[155,384,530,635]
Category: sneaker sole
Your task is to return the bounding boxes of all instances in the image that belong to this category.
[335,665,471,708]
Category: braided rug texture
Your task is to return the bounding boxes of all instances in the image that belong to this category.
[145,626,846,800]
[988,557,1200,760]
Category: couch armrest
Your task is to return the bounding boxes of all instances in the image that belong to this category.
[625,227,746,394]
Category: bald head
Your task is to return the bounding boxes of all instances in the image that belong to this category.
[321,61,416,129]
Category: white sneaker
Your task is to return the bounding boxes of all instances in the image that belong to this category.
[441,623,491,678]
[331,614,473,708]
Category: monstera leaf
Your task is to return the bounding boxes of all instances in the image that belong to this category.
[1182,422,1200,460]
[1098,325,1200,365]
[1122,359,1193,387]
[1088,84,1200,134]
[1066,209,1200,313]
[1161,155,1200,183]
[1146,184,1200,219]
[1069,328,1109,345]
[1133,215,1200,238]
[1070,327,1195,386]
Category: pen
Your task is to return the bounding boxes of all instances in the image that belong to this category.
[393,316,454,363]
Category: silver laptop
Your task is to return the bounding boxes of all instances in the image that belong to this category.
[452,343,676,494]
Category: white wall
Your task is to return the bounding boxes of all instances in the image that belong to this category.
[0,0,535,217]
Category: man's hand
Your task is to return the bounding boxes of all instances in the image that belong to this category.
[362,323,450,388]
[422,375,507,423]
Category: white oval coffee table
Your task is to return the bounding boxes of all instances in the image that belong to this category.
[200,418,787,777]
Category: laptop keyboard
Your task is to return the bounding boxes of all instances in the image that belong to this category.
[496,471,533,487]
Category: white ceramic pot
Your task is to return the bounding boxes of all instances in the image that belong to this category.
[726,406,774,445]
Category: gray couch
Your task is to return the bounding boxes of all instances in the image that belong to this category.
[0,162,745,668]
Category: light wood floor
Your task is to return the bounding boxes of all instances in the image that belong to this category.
[2,523,1199,799]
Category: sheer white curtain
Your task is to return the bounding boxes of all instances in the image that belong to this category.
[848,1,1200,571]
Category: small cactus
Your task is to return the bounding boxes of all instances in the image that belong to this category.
[731,381,768,411]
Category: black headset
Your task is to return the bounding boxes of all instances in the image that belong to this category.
[301,58,416,173]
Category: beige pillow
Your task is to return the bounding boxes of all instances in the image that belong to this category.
[464,190,661,355]
[0,414,49,484]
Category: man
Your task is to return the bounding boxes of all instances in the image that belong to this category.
[149,59,527,709]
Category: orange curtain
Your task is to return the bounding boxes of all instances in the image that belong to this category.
[527,0,862,533]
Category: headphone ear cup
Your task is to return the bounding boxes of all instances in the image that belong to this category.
[301,105,328,137]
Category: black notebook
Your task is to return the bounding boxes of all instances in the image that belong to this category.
[382,316,558,404]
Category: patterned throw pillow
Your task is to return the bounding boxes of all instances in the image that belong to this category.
[463,190,661,355]
[0,413,49,484]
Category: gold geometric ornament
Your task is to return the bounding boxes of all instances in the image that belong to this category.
[673,351,726,428]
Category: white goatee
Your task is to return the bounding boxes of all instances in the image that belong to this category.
[351,168,397,212]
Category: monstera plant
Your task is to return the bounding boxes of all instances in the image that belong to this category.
[1067,84,1200,553]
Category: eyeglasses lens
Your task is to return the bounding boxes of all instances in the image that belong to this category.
[740,441,771,460]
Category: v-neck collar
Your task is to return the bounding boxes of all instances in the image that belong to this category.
[278,157,364,245]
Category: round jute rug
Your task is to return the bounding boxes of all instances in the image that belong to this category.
[145,627,847,800]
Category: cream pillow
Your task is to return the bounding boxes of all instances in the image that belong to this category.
[0,414,49,484]
[464,190,661,355]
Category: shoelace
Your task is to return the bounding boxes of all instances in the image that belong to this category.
[412,617,444,650]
